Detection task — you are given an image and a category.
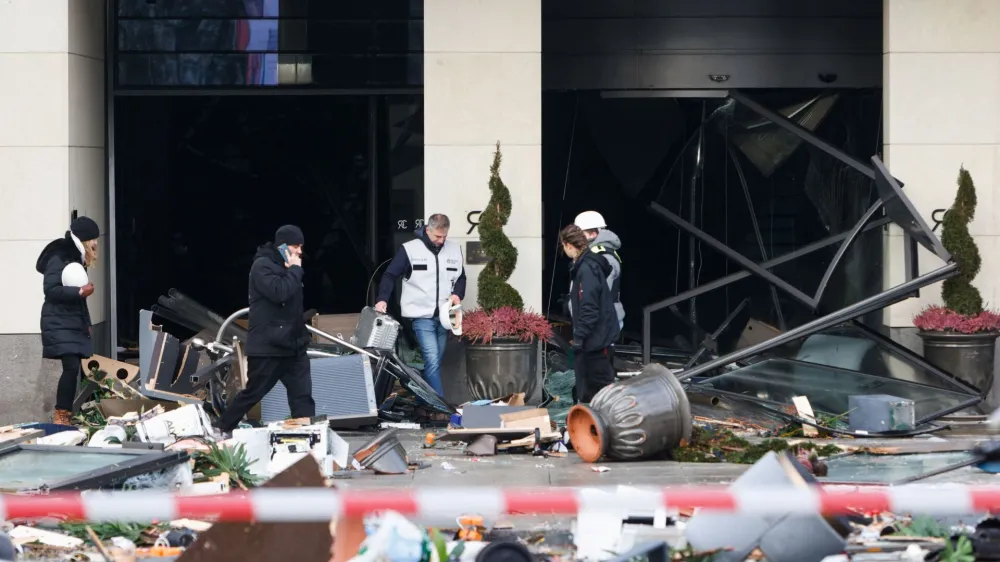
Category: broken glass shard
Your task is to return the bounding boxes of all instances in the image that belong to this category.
[693,358,974,423]
[822,452,975,485]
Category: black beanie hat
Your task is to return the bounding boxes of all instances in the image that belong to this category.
[70,216,100,242]
[275,225,304,246]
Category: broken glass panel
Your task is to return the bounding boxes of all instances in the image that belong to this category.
[821,452,974,485]
[0,449,136,491]
[789,324,974,394]
[694,358,974,423]
[0,445,188,492]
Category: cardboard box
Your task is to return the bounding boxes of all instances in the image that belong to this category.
[311,313,361,344]
[98,398,182,419]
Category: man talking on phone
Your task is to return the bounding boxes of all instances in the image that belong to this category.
[217,224,315,433]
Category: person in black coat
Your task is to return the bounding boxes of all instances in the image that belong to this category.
[560,224,621,404]
[216,225,316,433]
[36,216,100,426]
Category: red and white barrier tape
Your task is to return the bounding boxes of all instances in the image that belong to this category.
[2,486,999,522]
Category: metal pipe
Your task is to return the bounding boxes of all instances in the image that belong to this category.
[306,325,377,359]
[677,262,959,382]
[216,307,250,344]
[216,307,375,358]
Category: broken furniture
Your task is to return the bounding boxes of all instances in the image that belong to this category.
[214,308,454,418]
[685,450,849,562]
[567,363,691,462]
[0,443,188,492]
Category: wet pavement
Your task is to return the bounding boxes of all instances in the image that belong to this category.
[333,430,1000,490]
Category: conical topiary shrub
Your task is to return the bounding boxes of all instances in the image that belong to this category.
[914,166,1000,394]
[476,141,524,312]
[940,166,982,316]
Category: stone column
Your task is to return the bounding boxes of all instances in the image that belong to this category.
[883,0,1000,335]
[0,0,106,424]
[423,0,542,312]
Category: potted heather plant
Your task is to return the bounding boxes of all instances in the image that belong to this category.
[914,166,1000,393]
[462,142,553,400]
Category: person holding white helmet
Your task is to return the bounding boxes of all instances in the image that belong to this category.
[35,216,100,426]
[572,210,624,331]
[375,213,466,398]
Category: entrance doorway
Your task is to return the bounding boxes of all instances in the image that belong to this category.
[112,94,424,346]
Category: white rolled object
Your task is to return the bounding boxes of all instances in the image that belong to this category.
[439,302,463,336]
[61,262,90,288]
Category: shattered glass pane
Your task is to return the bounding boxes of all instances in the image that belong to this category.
[792,325,973,394]
[0,450,136,491]
[822,452,974,484]
[694,358,973,422]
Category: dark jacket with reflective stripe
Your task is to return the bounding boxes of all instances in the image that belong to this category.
[569,250,620,353]
[245,243,310,357]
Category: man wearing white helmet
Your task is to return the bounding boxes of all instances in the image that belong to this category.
[573,211,624,331]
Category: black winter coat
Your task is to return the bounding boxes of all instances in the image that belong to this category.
[245,243,310,357]
[36,234,93,359]
[569,249,620,353]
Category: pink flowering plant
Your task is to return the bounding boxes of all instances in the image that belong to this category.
[913,306,1000,334]
[461,306,553,344]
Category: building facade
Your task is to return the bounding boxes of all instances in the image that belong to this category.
[0,0,993,423]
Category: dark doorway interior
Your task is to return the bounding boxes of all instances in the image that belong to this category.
[113,95,423,346]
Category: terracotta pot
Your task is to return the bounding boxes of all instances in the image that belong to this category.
[567,363,691,462]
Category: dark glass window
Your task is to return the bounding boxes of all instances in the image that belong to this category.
[114,0,423,88]
[117,0,421,19]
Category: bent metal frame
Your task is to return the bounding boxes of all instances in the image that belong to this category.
[640,90,974,402]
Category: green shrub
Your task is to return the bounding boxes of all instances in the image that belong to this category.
[477,142,524,311]
[940,167,983,316]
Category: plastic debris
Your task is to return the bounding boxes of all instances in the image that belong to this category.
[350,511,427,562]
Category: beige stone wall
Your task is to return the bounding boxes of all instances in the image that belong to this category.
[883,0,1000,326]
[0,0,107,334]
[423,0,543,312]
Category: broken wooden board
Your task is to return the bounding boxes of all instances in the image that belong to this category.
[81,355,140,385]
[178,455,332,562]
[0,427,44,446]
[792,396,820,438]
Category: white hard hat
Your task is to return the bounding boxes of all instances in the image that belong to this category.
[439,301,463,336]
[574,211,607,230]
[61,262,89,288]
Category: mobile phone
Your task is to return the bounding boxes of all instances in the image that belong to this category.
[277,243,290,263]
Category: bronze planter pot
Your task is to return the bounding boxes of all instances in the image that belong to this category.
[567,363,692,462]
[465,339,539,400]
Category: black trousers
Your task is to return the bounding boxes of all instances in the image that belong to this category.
[56,355,83,411]
[217,354,315,432]
[574,348,616,404]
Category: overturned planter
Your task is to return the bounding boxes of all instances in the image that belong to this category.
[567,363,692,462]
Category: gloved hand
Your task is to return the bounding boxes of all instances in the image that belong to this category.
[79,283,95,298]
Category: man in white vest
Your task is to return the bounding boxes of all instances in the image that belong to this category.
[375,214,466,397]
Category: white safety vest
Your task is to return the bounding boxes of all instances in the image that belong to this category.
[400,239,464,319]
